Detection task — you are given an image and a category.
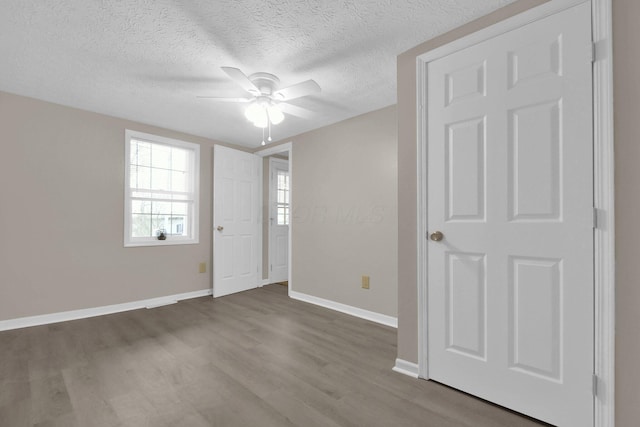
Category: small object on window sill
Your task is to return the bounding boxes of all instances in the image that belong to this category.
[157,230,167,241]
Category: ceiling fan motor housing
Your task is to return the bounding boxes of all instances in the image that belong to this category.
[248,72,280,96]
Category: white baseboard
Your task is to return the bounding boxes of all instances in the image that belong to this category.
[261,279,271,287]
[392,358,420,378]
[0,288,212,332]
[289,290,397,328]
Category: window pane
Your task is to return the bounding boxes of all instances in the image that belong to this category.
[277,172,289,189]
[181,215,189,235]
[171,202,188,215]
[152,144,171,169]
[132,141,151,167]
[172,170,187,192]
[152,201,171,215]
[130,165,151,190]
[277,205,289,225]
[129,165,137,189]
[138,166,151,190]
[169,215,186,235]
[171,148,188,172]
[131,200,151,214]
[131,214,152,237]
[151,167,171,191]
[278,188,288,203]
[152,214,169,235]
[276,171,290,205]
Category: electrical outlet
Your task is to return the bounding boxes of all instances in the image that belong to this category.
[362,275,370,289]
[199,262,207,273]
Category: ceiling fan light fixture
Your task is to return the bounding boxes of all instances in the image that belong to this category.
[244,102,263,123]
[252,113,269,128]
[245,100,284,128]
[211,67,318,141]
[267,104,285,125]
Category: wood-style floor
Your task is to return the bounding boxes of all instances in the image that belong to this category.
[0,285,546,427]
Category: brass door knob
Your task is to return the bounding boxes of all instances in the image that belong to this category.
[430,231,444,241]
[217,226,224,232]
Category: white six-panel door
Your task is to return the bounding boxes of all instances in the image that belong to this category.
[213,145,261,298]
[425,3,593,426]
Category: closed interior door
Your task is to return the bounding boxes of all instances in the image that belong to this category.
[425,3,593,426]
[213,145,261,298]
[269,158,289,284]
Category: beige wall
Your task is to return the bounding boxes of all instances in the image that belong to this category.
[0,91,242,321]
[612,1,640,424]
[289,105,398,317]
[0,91,397,323]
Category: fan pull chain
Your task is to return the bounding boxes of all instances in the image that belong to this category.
[261,127,266,146]
[268,120,272,142]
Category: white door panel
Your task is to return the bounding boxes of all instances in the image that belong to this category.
[269,158,289,284]
[426,3,593,426]
[213,145,261,297]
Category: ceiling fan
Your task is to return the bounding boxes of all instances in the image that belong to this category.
[198,67,320,143]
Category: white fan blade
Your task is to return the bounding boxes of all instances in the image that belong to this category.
[274,80,320,101]
[197,96,252,102]
[279,103,314,119]
[221,67,260,94]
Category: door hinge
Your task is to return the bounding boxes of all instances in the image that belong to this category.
[270,264,273,272]
[591,40,607,63]
[592,374,598,397]
[593,207,598,229]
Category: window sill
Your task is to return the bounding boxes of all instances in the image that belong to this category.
[124,238,199,248]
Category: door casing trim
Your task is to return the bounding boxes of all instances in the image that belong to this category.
[255,142,294,296]
[415,1,614,425]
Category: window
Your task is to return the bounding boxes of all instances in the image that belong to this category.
[276,170,290,225]
[124,130,199,246]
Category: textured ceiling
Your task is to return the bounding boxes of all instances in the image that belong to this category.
[0,0,515,147]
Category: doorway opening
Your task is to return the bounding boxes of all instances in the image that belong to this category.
[255,142,293,292]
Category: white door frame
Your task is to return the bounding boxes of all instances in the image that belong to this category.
[268,156,290,284]
[415,1,615,426]
[255,142,294,295]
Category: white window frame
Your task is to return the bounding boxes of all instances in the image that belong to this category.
[124,130,200,247]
